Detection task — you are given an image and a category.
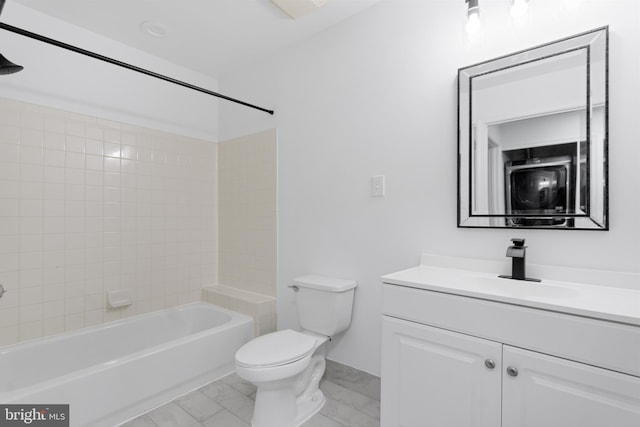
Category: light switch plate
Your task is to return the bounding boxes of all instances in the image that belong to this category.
[371,175,385,197]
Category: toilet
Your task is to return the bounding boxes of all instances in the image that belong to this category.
[235,275,357,427]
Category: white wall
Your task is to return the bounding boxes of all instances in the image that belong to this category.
[0,3,220,141]
[219,0,640,375]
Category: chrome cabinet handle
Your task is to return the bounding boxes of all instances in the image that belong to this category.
[288,285,299,292]
[506,366,519,377]
[484,359,496,370]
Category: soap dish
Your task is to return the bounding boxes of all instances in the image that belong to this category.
[107,290,133,308]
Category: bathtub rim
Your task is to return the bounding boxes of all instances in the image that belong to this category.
[0,301,249,354]
[0,301,254,402]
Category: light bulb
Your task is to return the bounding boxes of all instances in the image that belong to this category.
[466,7,482,36]
[511,0,529,19]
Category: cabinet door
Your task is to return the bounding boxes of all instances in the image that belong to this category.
[502,345,640,427]
[381,316,502,427]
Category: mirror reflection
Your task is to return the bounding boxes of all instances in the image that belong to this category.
[458,27,608,230]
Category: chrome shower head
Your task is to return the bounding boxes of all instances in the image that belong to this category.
[0,53,23,74]
[0,1,25,75]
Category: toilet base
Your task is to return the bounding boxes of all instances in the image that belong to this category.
[251,388,325,427]
[250,354,327,427]
[293,388,326,426]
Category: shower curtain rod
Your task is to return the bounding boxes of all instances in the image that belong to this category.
[0,22,275,115]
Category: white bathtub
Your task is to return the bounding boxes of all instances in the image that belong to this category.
[0,302,254,427]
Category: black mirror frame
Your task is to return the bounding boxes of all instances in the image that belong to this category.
[457,27,609,231]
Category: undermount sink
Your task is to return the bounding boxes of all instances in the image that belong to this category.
[464,275,580,299]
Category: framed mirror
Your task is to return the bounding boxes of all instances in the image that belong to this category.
[458,27,608,230]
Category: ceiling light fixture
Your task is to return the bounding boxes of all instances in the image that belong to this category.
[465,0,482,37]
[140,21,167,37]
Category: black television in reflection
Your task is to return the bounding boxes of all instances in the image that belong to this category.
[505,156,573,227]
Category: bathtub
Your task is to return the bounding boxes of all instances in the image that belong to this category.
[0,302,254,427]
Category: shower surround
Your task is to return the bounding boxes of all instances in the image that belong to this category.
[0,97,218,346]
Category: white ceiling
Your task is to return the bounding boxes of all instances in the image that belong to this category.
[12,0,383,79]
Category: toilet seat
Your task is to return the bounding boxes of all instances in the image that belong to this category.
[235,329,317,368]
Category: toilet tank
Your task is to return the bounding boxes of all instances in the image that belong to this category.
[292,275,357,337]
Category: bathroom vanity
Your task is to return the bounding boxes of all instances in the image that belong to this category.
[380,255,640,426]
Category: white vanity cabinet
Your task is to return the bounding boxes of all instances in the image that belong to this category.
[382,316,502,426]
[380,265,640,427]
[382,316,640,427]
[501,345,640,426]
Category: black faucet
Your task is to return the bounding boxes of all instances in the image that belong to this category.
[499,238,540,282]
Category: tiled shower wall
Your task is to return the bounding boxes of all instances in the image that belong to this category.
[217,129,277,298]
[0,98,217,346]
[212,129,277,336]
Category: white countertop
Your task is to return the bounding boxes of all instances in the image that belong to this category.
[381,261,640,327]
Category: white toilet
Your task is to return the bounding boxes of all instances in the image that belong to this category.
[234,275,357,427]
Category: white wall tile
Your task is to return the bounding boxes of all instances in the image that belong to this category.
[218,129,276,297]
[66,151,85,169]
[21,182,44,200]
[104,142,121,158]
[19,252,43,271]
[0,124,20,144]
[42,282,64,301]
[20,303,43,323]
[43,216,64,233]
[104,172,121,188]
[20,286,44,307]
[44,133,65,150]
[0,98,217,345]
[0,307,19,326]
[85,139,103,156]
[20,218,43,235]
[0,235,19,254]
[43,249,65,267]
[21,129,44,147]
[43,299,64,318]
[43,166,64,184]
[44,116,65,134]
[20,164,43,182]
[0,200,19,218]
[64,314,84,331]
[20,146,43,165]
[0,162,20,181]
[66,121,85,138]
[85,154,103,171]
[20,321,43,341]
[104,157,120,173]
[43,317,64,336]
[43,149,65,167]
[20,200,43,217]
[44,183,65,200]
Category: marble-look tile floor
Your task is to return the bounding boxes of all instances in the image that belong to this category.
[120,360,380,427]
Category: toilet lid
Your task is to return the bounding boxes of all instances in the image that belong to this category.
[235,329,317,368]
